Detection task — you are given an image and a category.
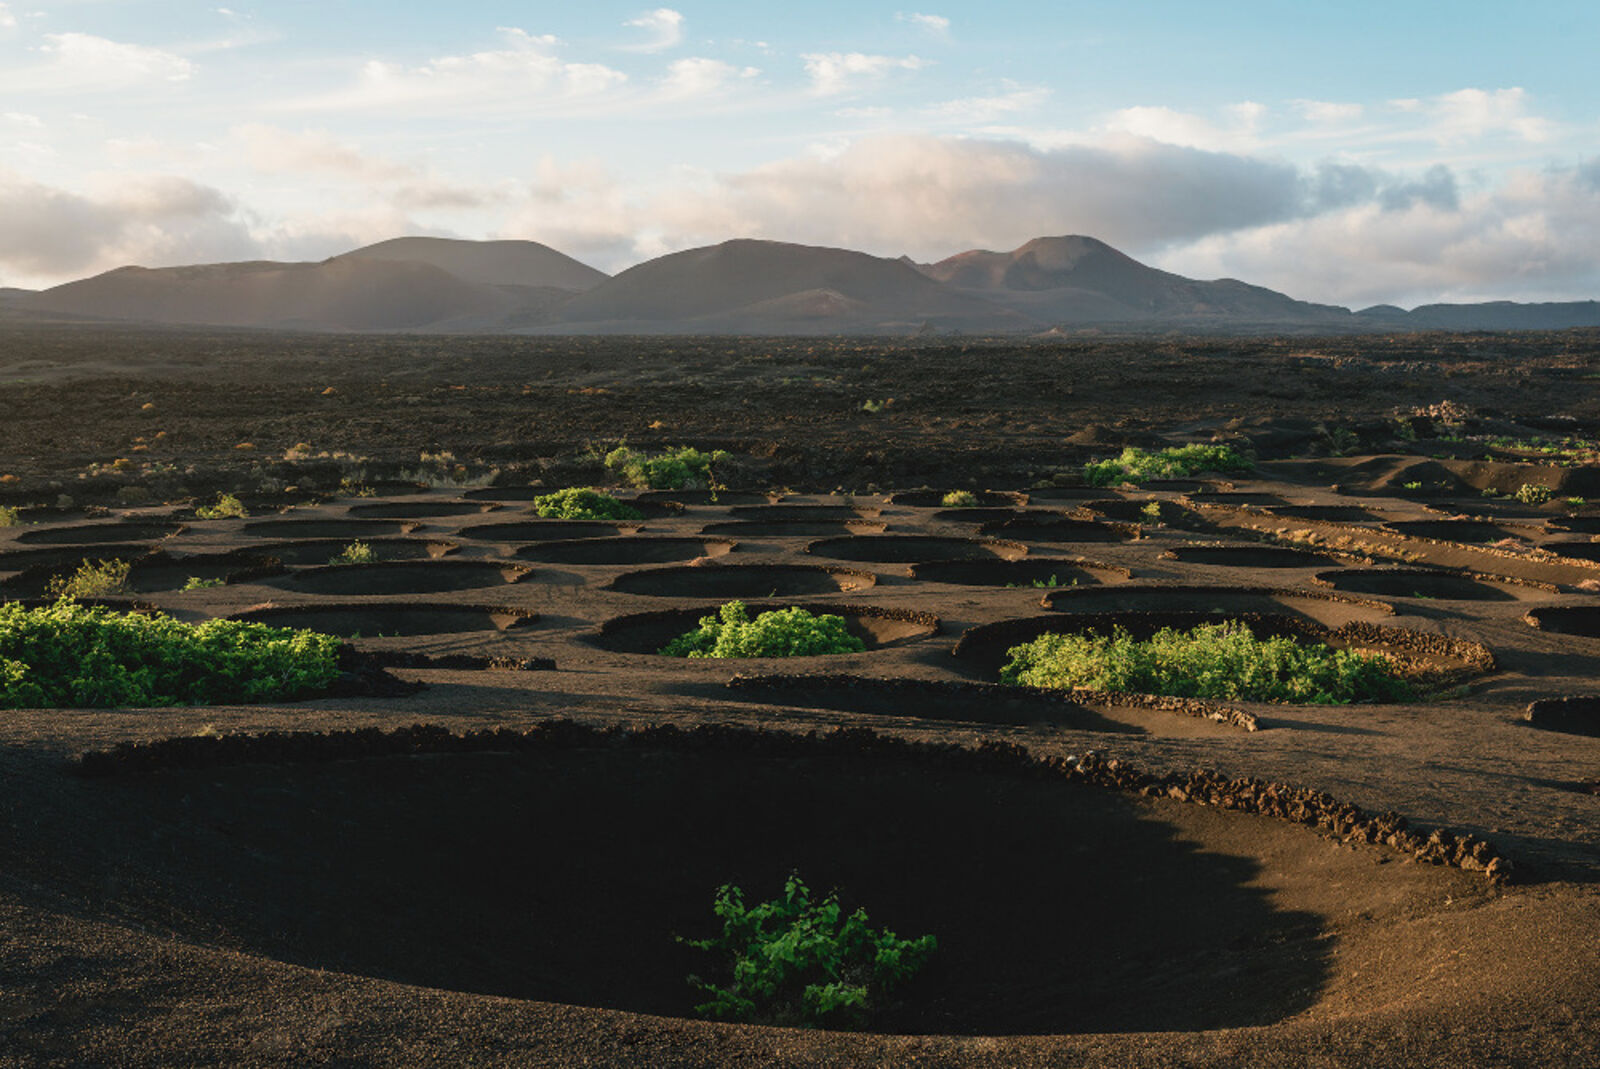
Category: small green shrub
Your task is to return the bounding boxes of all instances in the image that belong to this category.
[0,506,21,527]
[194,493,249,520]
[660,601,865,658]
[1083,444,1251,487]
[329,540,376,566]
[532,487,644,521]
[181,576,226,591]
[47,559,131,599]
[1402,481,1423,492]
[1514,483,1552,505]
[1000,621,1415,704]
[680,873,936,1028]
[605,444,729,490]
[0,600,342,708]
[940,490,979,508]
[860,399,890,414]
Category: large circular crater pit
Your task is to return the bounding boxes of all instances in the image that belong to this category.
[273,560,536,596]
[607,563,876,598]
[806,535,1027,563]
[593,602,937,655]
[518,537,735,565]
[232,601,539,637]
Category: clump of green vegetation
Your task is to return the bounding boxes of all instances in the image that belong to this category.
[940,490,979,508]
[0,600,342,708]
[47,559,131,599]
[1083,444,1251,487]
[0,506,22,527]
[1514,483,1553,506]
[860,398,890,414]
[660,601,865,658]
[1566,496,1586,509]
[1140,501,1163,524]
[194,493,249,520]
[181,576,226,591]
[681,873,936,1029]
[1402,481,1423,492]
[328,540,377,566]
[532,487,644,521]
[605,444,729,490]
[1000,621,1415,704]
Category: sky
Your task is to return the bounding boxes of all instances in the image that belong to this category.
[3,1,1598,308]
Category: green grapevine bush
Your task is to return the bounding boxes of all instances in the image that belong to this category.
[532,487,644,521]
[1000,621,1415,704]
[681,873,936,1028]
[660,601,865,658]
[605,444,729,490]
[1083,444,1251,487]
[0,600,342,708]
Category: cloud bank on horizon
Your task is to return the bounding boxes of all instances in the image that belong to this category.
[2,0,1597,309]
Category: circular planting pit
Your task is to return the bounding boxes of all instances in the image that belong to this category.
[593,603,937,655]
[462,486,546,502]
[1026,486,1118,502]
[1161,544,1338,568]
[233,602,540,638]
[85,735,1406,1036]
[1041,584,1393,628]
[276,560,536,597]
[1549,515,1600,535]
[241,518,420,540]
[518,537,735,566]
[806,535,1027,563]
[1382,519,1527,544]
[700,520,888,538]
[458,520,641,542]
[347,500,499,519]
[1080,499,1191,524]
[729,504,883,521]
[114,550,284,594]
[1266,505,1386,523]
[1314,568,1534,602]
[930,507,1041,524]
[953,611,1494,686]
[721,674,1142,733]
[909,557,1131,588]
[0,543,156,574]
[1523,696,1600,738]
[890,489,1027,508]
[1522,606,1600,638]
[978,517,1133,543]
[247,538,460,566]
[15,521,184,546]
[608,563,877,598]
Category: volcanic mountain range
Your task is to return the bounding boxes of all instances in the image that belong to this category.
[6,234,1598,335]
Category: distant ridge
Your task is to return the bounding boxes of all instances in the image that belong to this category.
[11,233,1598,335]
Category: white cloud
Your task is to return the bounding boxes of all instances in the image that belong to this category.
[0,4,16,32]
[661,57,758,98]
[897,12,951,36]
[801,52,927,95]
[1410,87,1555,145]
[622,8,685,53]
[1294,99,1363,125]
[229,123,415,181]
[16,33,194,91]
[926,86,1049,124]
[1103,101,1265,152]
[285,27,628,113]
[4,111,42,127]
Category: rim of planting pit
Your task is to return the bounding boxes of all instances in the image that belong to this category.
[245,538,460,566]
[606,563,877,598]
[1265,504,1388,523]
[346,500,501,519]
[1521,605,1600,638]
[805,535,1028,563]
[0,549,283,597]
[232,601,541,637]
[1381,519,1534,544]
[729,504,883,521]
[631,489,777,506]
[240,518,422,539]
[977,517,1137,543]
[591,602,939,655]
[1314,568,1554,601]
[700,520,888,537]
[1537,541,1600,563]
[273,560,537,596]
[14,521,186,545]
[1523,696,1600,737]
[458,520,643,541]
[1161,543,1339,568]
[909,557,1133,587]
[518,536,736,565]
[1182,491,1286,507]
[890,489,1029,508]
[952,610,1495,689]
[1040,584,1395,627]
[720,673,1146,732]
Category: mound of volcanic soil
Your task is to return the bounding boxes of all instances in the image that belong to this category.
[1040,585,1392,629]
